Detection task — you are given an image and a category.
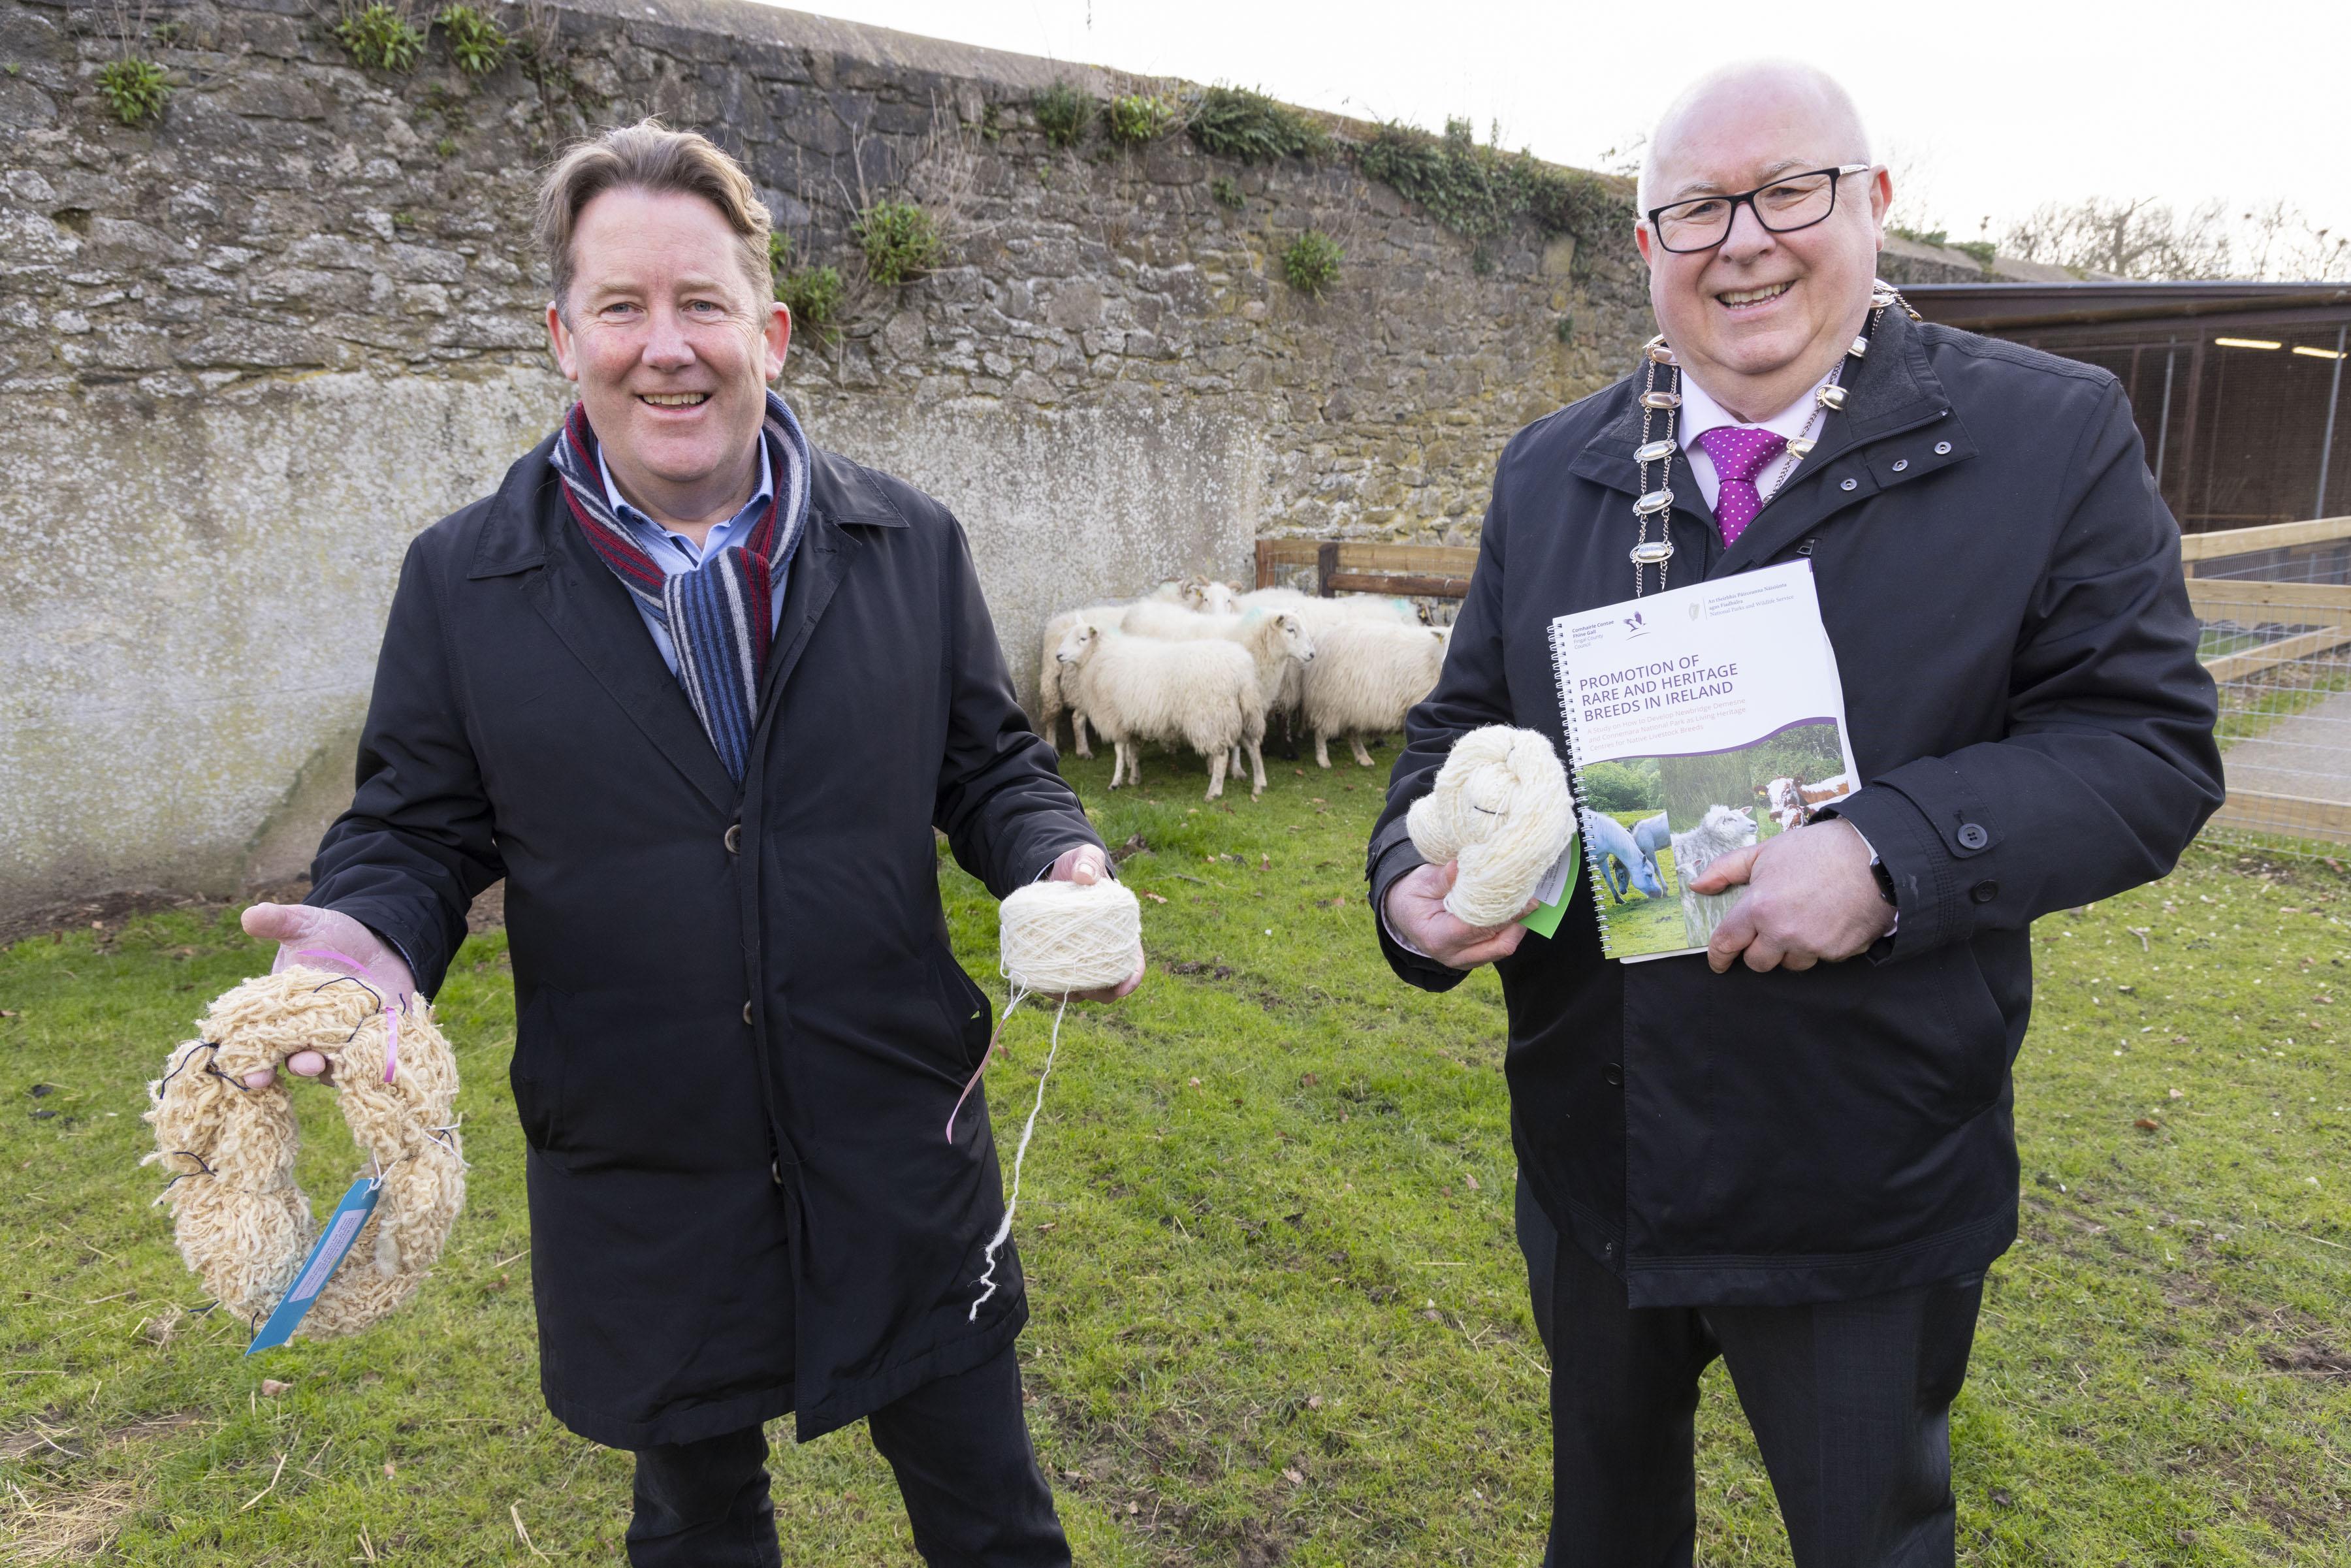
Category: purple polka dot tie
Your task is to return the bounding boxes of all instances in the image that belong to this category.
[1696,425,1789,547]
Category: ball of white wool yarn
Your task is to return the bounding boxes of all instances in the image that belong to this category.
[999,877,1142,994]
[1406,726,1575,928]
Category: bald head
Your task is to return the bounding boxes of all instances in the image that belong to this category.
[1639,61,1870,214]
[1630,58,1888,424]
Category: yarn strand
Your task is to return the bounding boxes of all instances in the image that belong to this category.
[961,875,1140,1318]
[967,990,1066,1321]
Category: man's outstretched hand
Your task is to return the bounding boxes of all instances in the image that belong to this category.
[1686,818,1895,974]
[236,903,419,1089]
[1383,859,1530,970]
[1046,844,1145,1001]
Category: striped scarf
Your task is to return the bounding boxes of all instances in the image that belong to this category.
[549,391,812,781]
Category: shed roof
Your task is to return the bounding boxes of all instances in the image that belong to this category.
[1906,280,2351,333]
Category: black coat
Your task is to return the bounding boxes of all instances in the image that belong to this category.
[307,432,1099,1447]
[1368,307,2222,1308]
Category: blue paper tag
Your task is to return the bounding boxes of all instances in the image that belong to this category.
[246,1176,382,1355]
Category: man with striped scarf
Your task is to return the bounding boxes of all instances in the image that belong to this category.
[240,120,1138,1566]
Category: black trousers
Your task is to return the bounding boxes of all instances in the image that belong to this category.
[1516,1177,1983,1568]
[626,1343,1070,1567]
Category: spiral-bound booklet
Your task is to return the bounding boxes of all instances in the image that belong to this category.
[1548,561,1858,962]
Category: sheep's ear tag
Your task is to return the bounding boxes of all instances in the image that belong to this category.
[246,1175,383,1355]
[1516,833,1580,940]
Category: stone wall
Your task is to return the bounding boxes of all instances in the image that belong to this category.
[0,0,1652,915]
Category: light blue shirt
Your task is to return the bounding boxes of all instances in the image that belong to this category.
[598,438,782,677]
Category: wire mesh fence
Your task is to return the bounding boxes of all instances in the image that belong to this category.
[2190,517,2351,854]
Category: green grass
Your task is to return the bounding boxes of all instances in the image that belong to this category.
[1,750,2345,1563]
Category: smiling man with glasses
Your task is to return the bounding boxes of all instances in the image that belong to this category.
[1371,60,2220,1565]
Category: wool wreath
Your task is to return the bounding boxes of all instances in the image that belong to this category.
[1407,725,1576,928]
[142,968,465,1337]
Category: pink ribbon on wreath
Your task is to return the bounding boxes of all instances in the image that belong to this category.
[296,949,402,1084]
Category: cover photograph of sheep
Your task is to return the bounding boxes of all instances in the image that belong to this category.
[1582,722,1852,957]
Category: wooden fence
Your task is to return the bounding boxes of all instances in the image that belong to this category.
[1255,515,2351,848]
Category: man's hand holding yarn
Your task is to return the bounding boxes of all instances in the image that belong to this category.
[1384,859,1531,970]
[236,903,418,1088]
[1045,844,1145,1000]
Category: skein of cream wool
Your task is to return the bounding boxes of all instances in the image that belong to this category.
[1407,726,1576,927]
[999,877,1144,993]
[963,874,1142,1320]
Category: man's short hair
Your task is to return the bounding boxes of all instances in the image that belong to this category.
[535,118,773,321]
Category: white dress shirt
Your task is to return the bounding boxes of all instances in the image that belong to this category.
[1675,366,1838,511]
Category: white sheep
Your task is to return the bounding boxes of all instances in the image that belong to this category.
[1300,620,1448,769]
[1179,577,1243,615]
[1120,602,1316,772]
[1117,602,1314,709]
[1055,623,1268,800]
[1237,586,1422,626]
[1035,603,1127,756]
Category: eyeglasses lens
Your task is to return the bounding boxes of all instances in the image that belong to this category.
[1657,174,1838,252]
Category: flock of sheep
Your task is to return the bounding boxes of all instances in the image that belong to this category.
[1034,577,1451,801]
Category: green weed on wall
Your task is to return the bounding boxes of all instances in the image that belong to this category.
[335,3,426,71]
[1358,118,1629,255]
[854,201,945,288]
[436,4,509,75]
[97,57,169,126]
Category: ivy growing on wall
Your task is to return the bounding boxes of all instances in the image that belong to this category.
[1356,118,1629,256]
[1187,86,1326,163]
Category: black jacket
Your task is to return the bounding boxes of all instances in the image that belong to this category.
[1367,307,2222,1308]
[308,432,1099,1447]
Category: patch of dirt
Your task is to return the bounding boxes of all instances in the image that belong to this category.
[2259,1336,2351,1380]
[0,888,225,952]
[0,876,507,952]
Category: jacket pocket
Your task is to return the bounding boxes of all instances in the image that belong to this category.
[1934,940,2010,1117]
[517,987,772,1174]
[510,985,566,1152]
[928,947,995,1072]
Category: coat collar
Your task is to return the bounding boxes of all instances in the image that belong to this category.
[462,426,908,810]
[1567,302,1976,577]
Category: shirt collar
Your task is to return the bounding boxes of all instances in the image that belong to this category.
[596,434,773,537]
[1678,364,1838,446]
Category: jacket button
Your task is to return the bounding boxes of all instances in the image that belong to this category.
[1935,440,1953,455]
[1972,880,2000,904]
[1603,1062,1623,1086]
[1840,477,1859,491]
[743,1001,755,1025]
[724,822,742,855]
[1891,458,1910,472]
[1957,822,1989,850]
[1601,1241,1616,1258]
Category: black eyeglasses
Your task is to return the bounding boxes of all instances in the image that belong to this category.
[1646,165,1873,254]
